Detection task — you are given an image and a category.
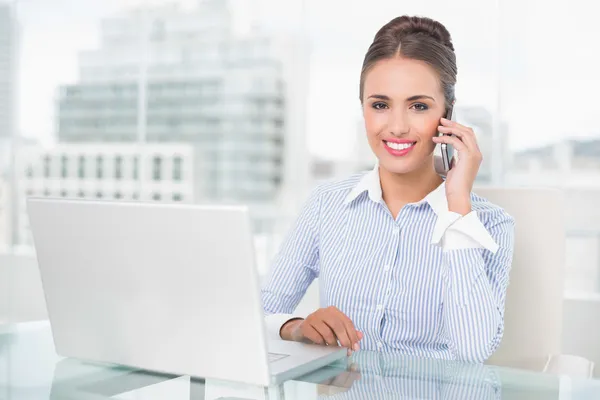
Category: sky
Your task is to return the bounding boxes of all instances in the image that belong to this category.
[11,0,600,160]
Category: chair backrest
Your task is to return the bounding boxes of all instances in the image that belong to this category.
[475,186,566,366]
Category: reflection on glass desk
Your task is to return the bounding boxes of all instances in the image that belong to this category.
[2,321,600,399]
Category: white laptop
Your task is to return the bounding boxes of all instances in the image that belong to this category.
[27,197,347,387]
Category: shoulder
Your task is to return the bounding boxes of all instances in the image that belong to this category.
[470,191,515,229]
[308,172,367,204]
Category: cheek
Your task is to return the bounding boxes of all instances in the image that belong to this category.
[363,110,386,138]
[416,117,441,140]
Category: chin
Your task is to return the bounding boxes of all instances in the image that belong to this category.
[379,160,418,175]
[377,154,432,176]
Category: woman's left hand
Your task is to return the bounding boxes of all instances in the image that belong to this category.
[432,117,483,215]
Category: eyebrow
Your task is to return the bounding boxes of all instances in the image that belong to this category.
[367,94,436,102]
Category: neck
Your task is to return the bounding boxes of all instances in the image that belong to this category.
[379,160,443,207]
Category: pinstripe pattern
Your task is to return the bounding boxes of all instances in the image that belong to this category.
[262,168,515,363]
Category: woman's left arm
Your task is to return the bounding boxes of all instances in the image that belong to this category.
[433,117,516,363]
[439,211,515,363]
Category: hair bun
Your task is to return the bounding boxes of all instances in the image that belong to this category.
[379,15,454,51]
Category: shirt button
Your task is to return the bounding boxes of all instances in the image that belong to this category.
[376,304,383,311]
[377,341,383,349]
[384,265,391,272]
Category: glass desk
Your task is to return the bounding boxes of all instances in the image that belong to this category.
[1,321,600,399]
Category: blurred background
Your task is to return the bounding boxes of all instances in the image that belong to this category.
[1,0,600,361]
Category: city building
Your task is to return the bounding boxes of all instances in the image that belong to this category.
[15,143,196,247]
[14,141,284,247]
[0,1,16,142]
[55,1,306,205]
[507,138,600,187]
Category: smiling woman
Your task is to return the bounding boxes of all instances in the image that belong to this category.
[261,15,516,363]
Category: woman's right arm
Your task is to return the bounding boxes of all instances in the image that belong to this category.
[261,188,322,338]
[261,187,362,351]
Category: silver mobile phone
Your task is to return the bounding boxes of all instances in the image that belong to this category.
[434,106,455,177]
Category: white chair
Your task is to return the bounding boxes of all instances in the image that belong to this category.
[476,186,593,377]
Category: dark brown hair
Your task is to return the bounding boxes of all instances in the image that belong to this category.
[359,15,458,112]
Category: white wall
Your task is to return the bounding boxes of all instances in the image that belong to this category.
[0,253,47,323]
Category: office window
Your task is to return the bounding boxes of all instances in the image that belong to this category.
[61,155,68,178]
[153,156,162,181]
[114,192,122,199]
[96,155,103,179]
[152,193,161,201]
[96,191,103,198]
[173,156,182,181]
[132,192,139,200]
[78,156,85,179]
[43,155,51,178]
[26,164,33,178]
[173,193,182,202]
[43,189,50,196]
[26,189,34,196]
[60,190,67,197]
[133,156,139,180]
[115,155,123,179]
[77,190,85,198]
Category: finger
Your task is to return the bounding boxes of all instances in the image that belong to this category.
[324,317,352,348]
[432,134,468,154]
[338,314,361,350]
[437,126,478,150]
[438,123,479,151]
[312,320,339,346]
[302,324,326,345]
[440,117,473,133]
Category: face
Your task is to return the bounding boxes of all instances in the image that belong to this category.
[362,57,446,176]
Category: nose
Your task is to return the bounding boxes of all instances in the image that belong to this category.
[388,109,409,137]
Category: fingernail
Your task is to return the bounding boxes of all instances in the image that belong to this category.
[353,343,359,351]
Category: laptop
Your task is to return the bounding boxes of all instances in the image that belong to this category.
[27,197,347,387]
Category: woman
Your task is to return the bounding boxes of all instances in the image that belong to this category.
[261,15,515,363]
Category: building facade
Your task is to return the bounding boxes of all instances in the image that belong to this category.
[55,1,299,204]
[16,143,196,247]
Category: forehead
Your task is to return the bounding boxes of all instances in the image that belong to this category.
[363,57,442,98]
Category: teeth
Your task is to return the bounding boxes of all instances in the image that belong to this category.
[386,141,415,150]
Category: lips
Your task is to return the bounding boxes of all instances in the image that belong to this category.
[383,140,416,157]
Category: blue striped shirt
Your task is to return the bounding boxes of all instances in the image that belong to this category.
[262,166,515,362]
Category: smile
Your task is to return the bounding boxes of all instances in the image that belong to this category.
[383,140,416,156]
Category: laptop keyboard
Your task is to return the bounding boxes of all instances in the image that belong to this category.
[268,352,289,363]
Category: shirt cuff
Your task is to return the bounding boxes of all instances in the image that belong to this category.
[265,314,303,340]
[431,211,499,254]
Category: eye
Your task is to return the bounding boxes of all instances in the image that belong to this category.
[411,103,429,111]
[371,102,388,110]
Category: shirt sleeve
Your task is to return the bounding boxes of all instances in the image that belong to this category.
[261,187,322,340]
[431,210,499,253]
[436,208,515,362]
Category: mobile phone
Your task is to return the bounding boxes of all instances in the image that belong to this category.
[434,106,455,177]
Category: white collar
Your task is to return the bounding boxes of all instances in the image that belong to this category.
[343,164,448,216]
